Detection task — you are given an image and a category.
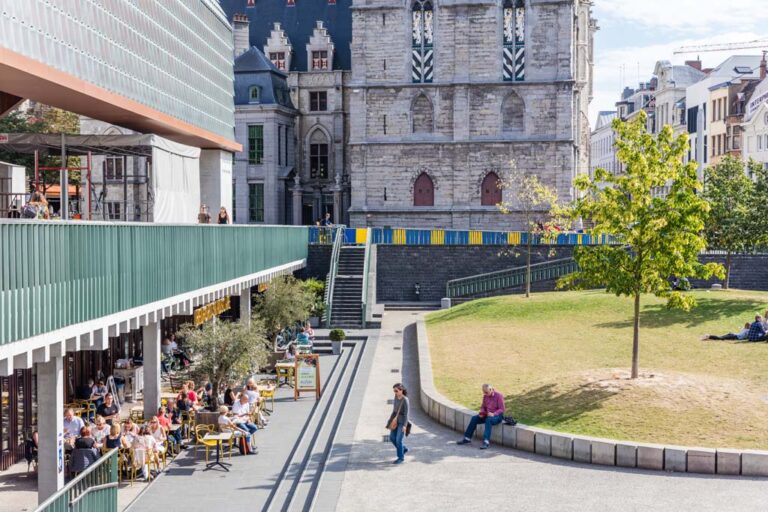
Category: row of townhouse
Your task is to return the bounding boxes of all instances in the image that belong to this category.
[590,54,768,185]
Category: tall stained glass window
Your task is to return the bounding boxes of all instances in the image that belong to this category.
[411,1,434,83]
[503,0,525,81]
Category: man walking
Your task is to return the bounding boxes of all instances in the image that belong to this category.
[457,384,505,449]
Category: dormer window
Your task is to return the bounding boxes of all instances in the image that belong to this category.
[249,86,260,104]
[312,50,329,70]
[270,52,286,70]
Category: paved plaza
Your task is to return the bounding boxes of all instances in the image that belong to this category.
[334,310,768,512]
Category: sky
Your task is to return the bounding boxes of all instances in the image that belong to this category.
[589,0,768,127]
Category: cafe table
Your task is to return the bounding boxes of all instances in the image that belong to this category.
[274,361,295,388]
[203,432,233,472]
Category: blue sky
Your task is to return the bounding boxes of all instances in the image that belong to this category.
[590,0,768,126]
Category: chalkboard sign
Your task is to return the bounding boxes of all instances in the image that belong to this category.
[294,354,321,400]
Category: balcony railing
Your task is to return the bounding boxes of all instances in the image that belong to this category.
[35,448,118,512]
[0,221,308,346]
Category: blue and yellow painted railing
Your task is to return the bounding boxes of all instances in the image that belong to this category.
[309,226,614,246]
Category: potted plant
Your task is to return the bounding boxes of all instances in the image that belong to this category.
[303,278,325,327]
[329,328,346,355]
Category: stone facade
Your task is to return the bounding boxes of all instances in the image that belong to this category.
[348,0,595,229]
[222,0,595,229]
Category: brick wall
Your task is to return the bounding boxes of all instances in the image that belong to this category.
[299,245,333,281]
[376,245,574,302]
[691,254,768,291]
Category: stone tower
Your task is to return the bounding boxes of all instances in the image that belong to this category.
[347,0,595,229]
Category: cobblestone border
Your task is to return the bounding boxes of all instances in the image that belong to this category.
[415,319,768,477]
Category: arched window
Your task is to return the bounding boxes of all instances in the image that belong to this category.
[413,172,434,206]
[481,172,502,206]
[503,0,525,81]
[502,92,524,134]
[309,129,330,179]
[249,86,260,104]
[411,1,434,83]
[412,94,433,133]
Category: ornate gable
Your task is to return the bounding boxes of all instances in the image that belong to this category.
[306,21,335,71]
[264,22,293,71]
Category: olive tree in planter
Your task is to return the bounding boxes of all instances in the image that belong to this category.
[302,278,326,327]
[176,316,269,394]
[255,275,313,351]
[329,329,346,355]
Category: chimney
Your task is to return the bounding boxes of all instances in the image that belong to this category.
[761,52,767,80]
[232,14,250,58]
[685,59,702,71]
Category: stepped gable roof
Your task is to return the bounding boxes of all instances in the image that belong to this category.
[220,0,352,72]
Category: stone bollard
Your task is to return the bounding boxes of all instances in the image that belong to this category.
[441,297,452,309]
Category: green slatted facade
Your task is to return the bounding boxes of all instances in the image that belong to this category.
[0,222,308,346]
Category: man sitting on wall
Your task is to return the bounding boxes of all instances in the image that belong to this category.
[457,384,505,450]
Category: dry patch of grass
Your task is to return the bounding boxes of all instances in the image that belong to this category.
[427,290,768,449]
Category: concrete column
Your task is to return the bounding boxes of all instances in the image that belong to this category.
[143,321,161,420]
[333,174,342,225]
[37,356,64,504]
[240,287,252,326]
[200,149,233,217]
[292,176,303,225]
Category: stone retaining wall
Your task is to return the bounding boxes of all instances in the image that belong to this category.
[415,319,768,477]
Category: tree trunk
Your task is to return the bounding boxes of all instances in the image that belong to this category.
[725,251,732,290]
[526,234,532,298]
[631,292,640,379]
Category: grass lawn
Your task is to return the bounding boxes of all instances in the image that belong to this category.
[426,289,768,449]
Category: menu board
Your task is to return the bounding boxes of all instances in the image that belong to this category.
[294,354,321,400]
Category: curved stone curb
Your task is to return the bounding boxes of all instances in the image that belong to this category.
[415,319,768,477]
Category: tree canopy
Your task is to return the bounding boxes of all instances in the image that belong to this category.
[559,112,723,378]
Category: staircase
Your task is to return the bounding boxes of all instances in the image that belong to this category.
[329,246,365,328]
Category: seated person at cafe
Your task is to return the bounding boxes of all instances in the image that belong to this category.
[105,424,128,449]
[231,393,259,438]
[244,378,262,405]
[285,344,297,361]
[148,417,167,454]
[76,379,95,401]
[296,328,311,347]
[202,382,219,412]
[92,415,110,445]
[132,426,159,479]
[217,406,254,454]
[63,408,85,445]
[223,385,237,408]
[122,417,140,440]
[96,393,120,425]
[170,334,191,367]
[705,322,751,340]
[75,426,99,450]
[304,322,315,341]
[91,379,108,403]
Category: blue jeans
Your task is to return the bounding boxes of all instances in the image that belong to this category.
[236,421,258,436]
[464,414,503,443]
[389,426,407,460]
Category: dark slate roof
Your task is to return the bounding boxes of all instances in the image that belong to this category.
[234,45,286,74]
[219,0,352,72]
[234,47,295,108]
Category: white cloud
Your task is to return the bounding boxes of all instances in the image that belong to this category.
[597,0,768,33]
[589,31,768,125]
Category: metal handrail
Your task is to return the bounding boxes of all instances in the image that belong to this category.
[35,448,118,512]
[324,225,345,328]
[360,228,373,328]
[446,257,579,298]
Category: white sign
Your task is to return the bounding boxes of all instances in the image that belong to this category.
[297,362,316,389]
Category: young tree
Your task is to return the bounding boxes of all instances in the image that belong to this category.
[498,164,560,297]
[749,158,768,248]
[254,276,313,350]
[559,111,723,379]
[177,316,269,392]
[703,156,754,288]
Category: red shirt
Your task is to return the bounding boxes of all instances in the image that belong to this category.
[157,415,170,428]
[479,391,505,417]
[187,390,198,403]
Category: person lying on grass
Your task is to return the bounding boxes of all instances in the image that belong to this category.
[703,322,751,341]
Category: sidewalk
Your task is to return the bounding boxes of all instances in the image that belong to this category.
[335,310,768,512]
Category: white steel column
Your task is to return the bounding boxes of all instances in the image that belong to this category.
[240,287,251,327]
[143,321,161,420]
[37,356,64,503]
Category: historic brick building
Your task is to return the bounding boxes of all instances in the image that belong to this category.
[221,0,595,229]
